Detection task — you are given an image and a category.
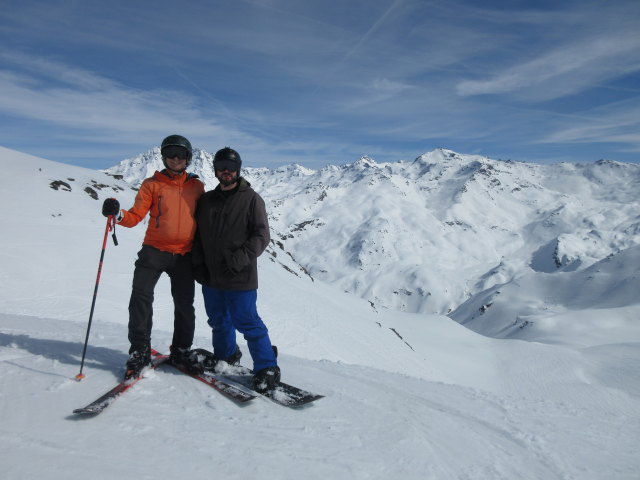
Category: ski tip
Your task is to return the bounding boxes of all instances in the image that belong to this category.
[74,373,86,381]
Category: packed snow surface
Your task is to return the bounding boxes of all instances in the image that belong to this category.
[1,146,639,479]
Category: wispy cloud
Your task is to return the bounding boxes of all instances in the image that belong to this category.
[456,31,640,101]
[0,52,234,143]
[541,98,640,148]
[0,0,639,167]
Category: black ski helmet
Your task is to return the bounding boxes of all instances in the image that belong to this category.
[213,147,242,172]
[160,134,193,166]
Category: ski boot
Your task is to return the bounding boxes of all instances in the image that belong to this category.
[223,344,243,366]
[169,347,204,375]
[252,366,281,394]
[192,345,242,373]
[124,348,151,380]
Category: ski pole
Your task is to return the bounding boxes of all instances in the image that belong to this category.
[75,215,118,380]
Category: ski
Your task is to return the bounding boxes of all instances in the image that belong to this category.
[153,350,256,403]
[191,348,324,407]
[222,371,324,407]
[73,351,168,415]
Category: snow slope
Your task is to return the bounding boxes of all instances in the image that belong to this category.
[1,146,639,479]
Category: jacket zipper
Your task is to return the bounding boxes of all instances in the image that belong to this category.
[156,194,163,228]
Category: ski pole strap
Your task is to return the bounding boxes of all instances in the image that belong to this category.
[109,215,118,246]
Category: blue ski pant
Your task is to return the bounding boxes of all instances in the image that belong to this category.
[201,286,277,372]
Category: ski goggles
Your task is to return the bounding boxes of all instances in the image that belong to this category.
[214,160,239,172]
[161,145,189,160]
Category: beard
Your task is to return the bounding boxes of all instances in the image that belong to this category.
[217,171,238,186]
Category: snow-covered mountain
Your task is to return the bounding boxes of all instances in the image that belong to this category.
[1,145,639,479]
[108,147,640,345]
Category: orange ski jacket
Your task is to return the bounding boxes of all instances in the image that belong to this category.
[118,170,205,254]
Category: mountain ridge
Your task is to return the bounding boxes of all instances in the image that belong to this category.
[104,146,640,341]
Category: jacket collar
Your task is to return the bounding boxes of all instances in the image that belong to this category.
[154,169,195,184]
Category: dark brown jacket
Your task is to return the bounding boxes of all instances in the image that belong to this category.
[192,178,270,290]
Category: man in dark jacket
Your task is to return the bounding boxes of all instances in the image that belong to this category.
[192,147,280,393]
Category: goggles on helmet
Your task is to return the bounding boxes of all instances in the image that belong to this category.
[215,160,239,172]
[162,145,189,160]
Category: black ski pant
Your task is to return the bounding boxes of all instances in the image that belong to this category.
[127,245,196,354]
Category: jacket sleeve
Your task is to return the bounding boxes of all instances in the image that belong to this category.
[118,180,153,228]
[225,194,270,273]
[248,194,270,256]
[191,199,209,285]
[191,226,209,284]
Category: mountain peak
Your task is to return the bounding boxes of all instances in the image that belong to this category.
[351,155,379,169]
[274,164,315,176]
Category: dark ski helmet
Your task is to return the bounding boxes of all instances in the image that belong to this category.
[213,147,242,172]
[161,134,193,166]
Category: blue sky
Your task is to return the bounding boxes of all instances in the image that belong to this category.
[1,0,639,170]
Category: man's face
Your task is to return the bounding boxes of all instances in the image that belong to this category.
[162,145,189,173]
[215,159,239,187]
[165,156,188,173]
[215,167,239,187]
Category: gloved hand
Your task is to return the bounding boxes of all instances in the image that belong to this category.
[193,264,209,285]
[102,198,120,217]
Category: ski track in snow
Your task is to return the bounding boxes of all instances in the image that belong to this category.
[1,315,639,480]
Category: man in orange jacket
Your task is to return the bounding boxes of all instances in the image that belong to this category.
[102,135,205,379]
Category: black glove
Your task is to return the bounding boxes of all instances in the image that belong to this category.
[102,198,120,217]
[193,264,209,285]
